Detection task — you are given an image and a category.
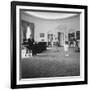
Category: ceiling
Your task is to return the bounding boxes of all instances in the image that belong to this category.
[24,11,79,20]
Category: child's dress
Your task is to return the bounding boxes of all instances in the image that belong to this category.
[64,44,69,56]
[64,44,68,51]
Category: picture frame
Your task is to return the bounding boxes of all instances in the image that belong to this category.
[11,1,88,89]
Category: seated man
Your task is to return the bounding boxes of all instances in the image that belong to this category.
[27,37,34,56]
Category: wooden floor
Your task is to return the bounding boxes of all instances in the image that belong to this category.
[21,47,80,79]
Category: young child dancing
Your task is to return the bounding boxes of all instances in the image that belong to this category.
[64,41,69,56]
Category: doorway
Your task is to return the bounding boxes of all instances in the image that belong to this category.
[58,32,64,47]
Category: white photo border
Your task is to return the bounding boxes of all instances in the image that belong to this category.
[16,6,84,85]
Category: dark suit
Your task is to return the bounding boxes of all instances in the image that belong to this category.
[28,38,34,50]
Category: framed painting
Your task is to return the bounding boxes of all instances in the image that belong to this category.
[11,1,88,89]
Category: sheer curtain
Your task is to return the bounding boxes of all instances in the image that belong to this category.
[26,26,31,39]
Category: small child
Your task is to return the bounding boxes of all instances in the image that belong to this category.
[64,41,69,56]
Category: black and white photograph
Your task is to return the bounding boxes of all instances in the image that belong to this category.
[20,10,80,79]
[11,1,87,89]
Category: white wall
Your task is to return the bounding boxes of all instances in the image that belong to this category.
[0,0,89,90]
[21,12,80,42]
